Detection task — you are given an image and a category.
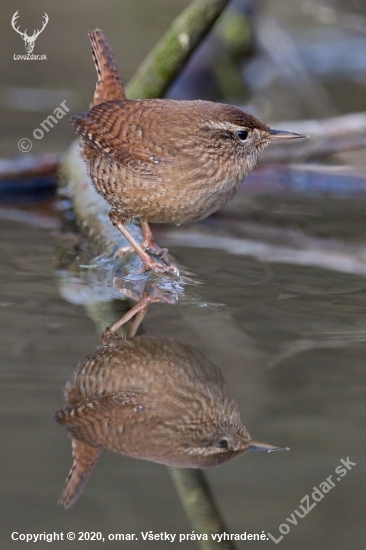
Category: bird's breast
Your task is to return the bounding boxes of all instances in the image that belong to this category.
[83,143,246,223]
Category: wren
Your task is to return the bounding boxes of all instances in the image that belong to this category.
[71,29,305,274]
[54,334,286,508]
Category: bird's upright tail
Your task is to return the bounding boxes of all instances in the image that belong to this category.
[88,29,126,106]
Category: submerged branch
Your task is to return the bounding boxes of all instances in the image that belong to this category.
[169,468,235,550]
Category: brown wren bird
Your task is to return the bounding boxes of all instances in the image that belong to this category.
[54,334,286,508]
[71,29,305,274]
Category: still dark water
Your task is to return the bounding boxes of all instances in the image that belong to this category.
[1,187,365,549]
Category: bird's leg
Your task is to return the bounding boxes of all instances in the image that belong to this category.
[140,219,169,261]
[109,210,178,275]
[128,307,149,337]
[102,293,160,341]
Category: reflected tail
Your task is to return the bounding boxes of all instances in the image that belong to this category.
[58,437,101,509]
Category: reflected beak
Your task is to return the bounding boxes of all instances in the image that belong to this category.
[269,128,307,140]
[249,440,290,453]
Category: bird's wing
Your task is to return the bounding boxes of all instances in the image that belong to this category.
[53,391,147,446]
[71,100,173,177]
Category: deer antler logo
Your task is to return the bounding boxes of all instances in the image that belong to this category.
[11,11,49,54]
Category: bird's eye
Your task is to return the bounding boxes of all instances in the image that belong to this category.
[216,438,229,449]
[237,130,249,141]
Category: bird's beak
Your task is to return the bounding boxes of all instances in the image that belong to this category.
[269,128,307,140]
[249,440,290,452]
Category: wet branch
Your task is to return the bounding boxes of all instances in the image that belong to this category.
[0,153,61,181]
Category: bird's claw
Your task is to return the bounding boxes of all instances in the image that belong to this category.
[143,258,179,277]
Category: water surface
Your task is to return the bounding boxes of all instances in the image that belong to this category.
[1,186,365,548]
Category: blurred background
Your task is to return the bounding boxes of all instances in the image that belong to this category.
[1,0,366,154]
[1,0,366,549]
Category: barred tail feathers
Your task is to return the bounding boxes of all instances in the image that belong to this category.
[89,29,126,106]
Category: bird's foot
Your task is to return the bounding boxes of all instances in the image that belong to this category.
[143,244,170,266]
[142,256,179,276]
[108,211,178,275]
[140,220,170,264]
[142,240,169,262]
[112,244,177,276]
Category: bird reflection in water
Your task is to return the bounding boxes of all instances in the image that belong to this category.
[54,328,286,509]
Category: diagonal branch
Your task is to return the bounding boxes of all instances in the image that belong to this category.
[126,0,231,99]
